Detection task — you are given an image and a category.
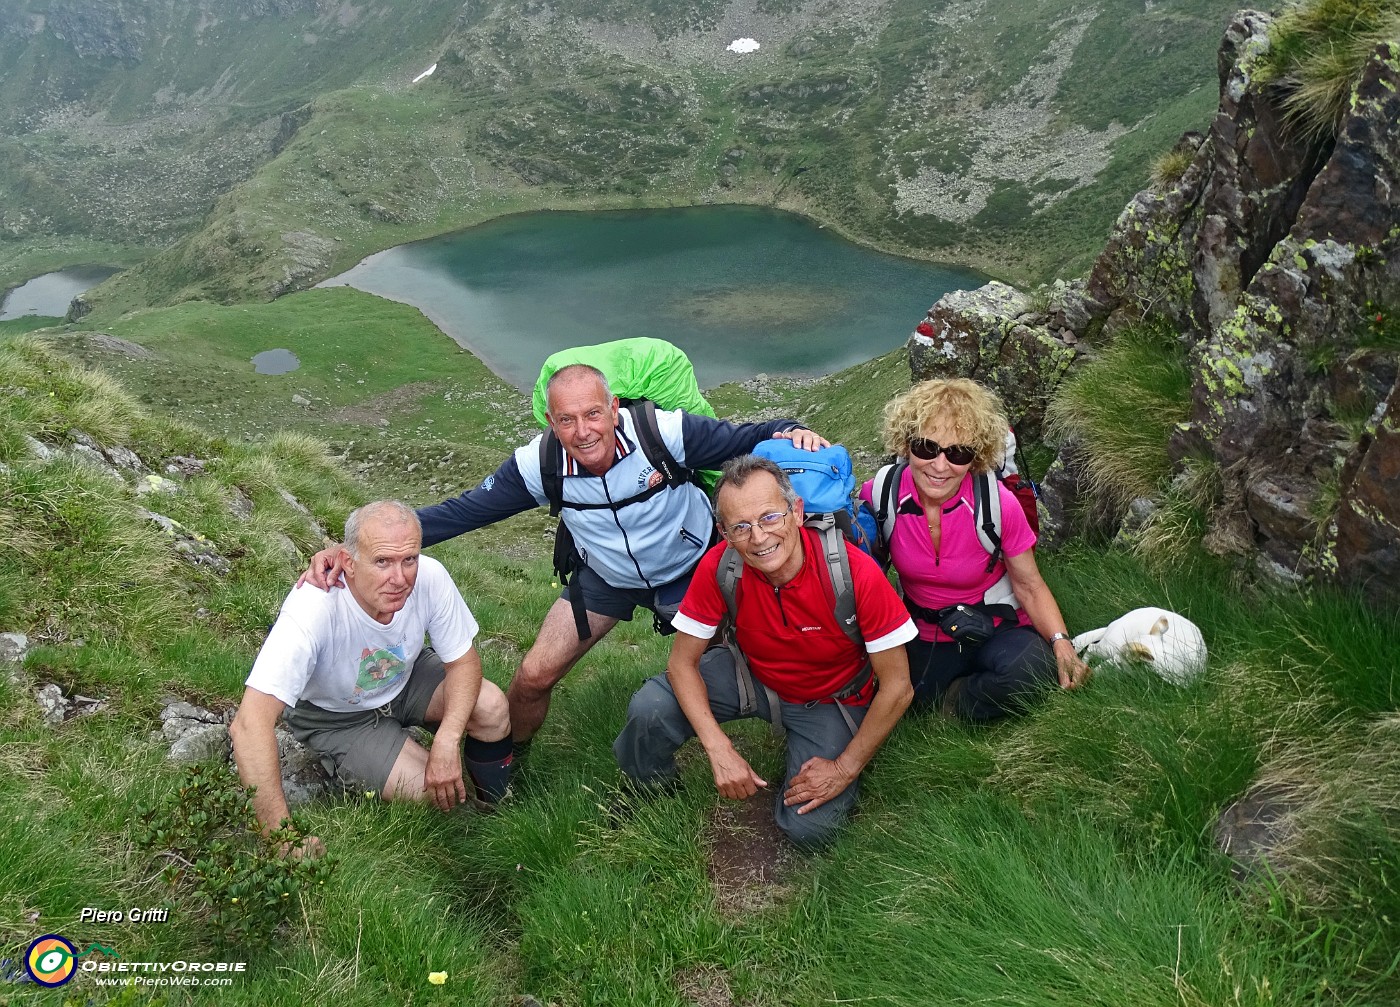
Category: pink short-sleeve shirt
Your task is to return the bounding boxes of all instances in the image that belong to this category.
[860,467,1036,642]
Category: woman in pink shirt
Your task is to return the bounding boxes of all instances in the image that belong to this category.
[859,379,1089,720]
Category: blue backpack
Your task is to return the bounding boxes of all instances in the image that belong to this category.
[751,439,873,555]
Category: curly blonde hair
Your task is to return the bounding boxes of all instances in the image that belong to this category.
[882,378,1008,474]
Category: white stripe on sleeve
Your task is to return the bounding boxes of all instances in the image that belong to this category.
[671,611,719,641]
[864,619,918,653]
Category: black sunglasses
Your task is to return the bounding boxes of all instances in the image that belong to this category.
[908,438,976,465]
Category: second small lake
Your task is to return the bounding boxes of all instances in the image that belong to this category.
[320,206,982,389]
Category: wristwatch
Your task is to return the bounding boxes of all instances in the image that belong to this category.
[1048,632,1071,646]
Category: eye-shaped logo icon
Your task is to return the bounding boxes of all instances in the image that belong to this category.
[26,934,78,987]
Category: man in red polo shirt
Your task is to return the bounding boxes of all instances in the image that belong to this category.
[613,454,916,848]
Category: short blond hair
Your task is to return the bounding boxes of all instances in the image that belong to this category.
[881,378,1008,474]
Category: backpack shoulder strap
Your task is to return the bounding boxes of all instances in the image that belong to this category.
[872,462,905,555]
[972,470,1003,573]
[625,400,692,490]
[808,518,862,650]
[716,544,762,718]
[717,542,744,623]
[539,430,565,517]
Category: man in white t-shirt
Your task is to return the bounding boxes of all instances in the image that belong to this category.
[230,500,510,855]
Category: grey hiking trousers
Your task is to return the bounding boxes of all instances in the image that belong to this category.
[613,644,867,850]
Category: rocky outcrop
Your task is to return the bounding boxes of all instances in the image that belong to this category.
[21,426,326,579]
[269,103,314,157]
[1032,13,1400,597]
[161,698,339,805]
[906,280,1086,442]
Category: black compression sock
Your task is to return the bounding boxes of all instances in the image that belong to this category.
[464,735,513,803]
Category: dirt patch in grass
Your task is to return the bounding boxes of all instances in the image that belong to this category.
[1213,781,1304,883]
[675,963,735,1007]
[703,793,795,918]
[328,380,443,425]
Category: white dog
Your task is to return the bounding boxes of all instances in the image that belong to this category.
[1071,607,1207,685]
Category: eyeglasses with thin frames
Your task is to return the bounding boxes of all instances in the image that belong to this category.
[723,506,792,541]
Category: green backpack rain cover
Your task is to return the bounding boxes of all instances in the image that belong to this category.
[531,337,719,491]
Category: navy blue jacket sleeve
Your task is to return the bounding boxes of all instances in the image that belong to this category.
[417,454,541,547]
[679,414,807,470]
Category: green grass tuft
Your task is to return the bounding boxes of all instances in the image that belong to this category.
[1257,0,1400,140]
[1150,145,1196,191]
[1045,320,1194,522]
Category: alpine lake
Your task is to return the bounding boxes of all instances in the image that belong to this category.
[320,205,984,389]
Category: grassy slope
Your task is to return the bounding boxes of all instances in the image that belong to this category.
[2,316,1398,1004]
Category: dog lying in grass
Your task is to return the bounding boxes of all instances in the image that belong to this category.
[1071,607,1207,685]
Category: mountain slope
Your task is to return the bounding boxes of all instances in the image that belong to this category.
[2,0,1232,303]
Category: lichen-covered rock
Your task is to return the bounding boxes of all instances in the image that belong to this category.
[0,632,29,668]
[276,728,338,806]
[1191,12,1328,336]
[35,683,71,727]
[1192,41,1400,576]
[227,488,255,521]
[1036,452,1081,551]
[24,436,54,461]
[140,509,233,575]
[161,697,339,804]
[1057,17,1400,594]
[906,282,1077,440]
[1333,381,1400,602]
[277,487,327,542]
[71,431,150,477]
[159,700,230,763]
[1044,278,1099,339]
[1087,131,1210,339]
[168,722,231,763]
[137,474,180,495]
[164,455,209,477]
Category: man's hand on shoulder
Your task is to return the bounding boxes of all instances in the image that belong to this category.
[772,428,831,452]
[297,544,346,591]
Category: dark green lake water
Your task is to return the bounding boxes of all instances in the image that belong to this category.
[320,206,983,389]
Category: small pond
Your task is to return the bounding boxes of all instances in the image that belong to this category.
[252,349,302,375]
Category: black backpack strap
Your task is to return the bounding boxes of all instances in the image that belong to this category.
[548,521,595,642]
[811,516,862,651]
[810,518,870,735]
[539,429,565,517]
[625,399,692,491]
